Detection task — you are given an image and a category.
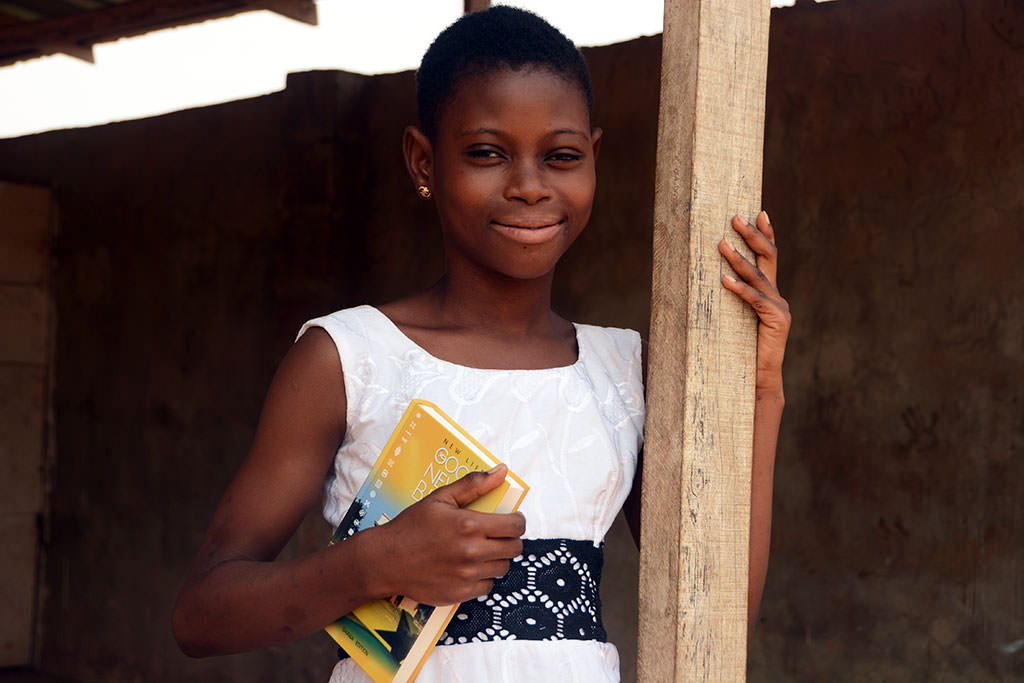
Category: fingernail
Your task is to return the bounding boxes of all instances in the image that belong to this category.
[762,210,770,224]
[724,275,738,284]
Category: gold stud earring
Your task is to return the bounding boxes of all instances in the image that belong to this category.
[416,185,432,200]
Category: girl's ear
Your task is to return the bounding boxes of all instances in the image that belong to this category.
[590,127,603,160]
[403,126,433,188]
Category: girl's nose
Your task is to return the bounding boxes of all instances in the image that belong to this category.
[504,161,550,205]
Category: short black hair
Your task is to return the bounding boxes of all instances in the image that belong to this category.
[416,6,594,140]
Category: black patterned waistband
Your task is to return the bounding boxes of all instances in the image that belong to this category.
[439,538,606,646]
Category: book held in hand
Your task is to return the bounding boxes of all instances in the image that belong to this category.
[325,398,529,683]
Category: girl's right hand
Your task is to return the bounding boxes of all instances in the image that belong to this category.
[366,464,526,606]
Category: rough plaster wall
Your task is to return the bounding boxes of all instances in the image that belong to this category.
[0,95,338,682]
[749,0,1024,680]
[0,182,53,666]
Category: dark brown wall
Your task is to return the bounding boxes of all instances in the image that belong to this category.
[751,1,1024,680]
[0,90,339,682]
[0,0,1020,680]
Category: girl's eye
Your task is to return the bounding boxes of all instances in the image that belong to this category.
[548,151,583,164]
[468,149,504,160]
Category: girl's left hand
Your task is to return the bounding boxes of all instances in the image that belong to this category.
[718,211,791,393]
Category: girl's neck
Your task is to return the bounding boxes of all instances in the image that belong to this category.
[376,270,577,370]
[427,272,558,337]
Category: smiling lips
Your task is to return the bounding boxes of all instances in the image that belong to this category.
[490,218,566,245]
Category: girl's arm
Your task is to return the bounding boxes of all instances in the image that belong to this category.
[172,328,362,656]
[623,211,790,634]
[172,329,524,657]
[719,211,790,632]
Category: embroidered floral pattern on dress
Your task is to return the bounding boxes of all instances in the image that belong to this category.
[558,366,592,411]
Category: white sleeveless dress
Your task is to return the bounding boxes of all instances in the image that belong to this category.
[298,305,645,683]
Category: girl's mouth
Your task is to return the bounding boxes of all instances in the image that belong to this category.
[490,219,566,245]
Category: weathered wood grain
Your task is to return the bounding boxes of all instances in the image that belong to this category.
[638,2,769,680]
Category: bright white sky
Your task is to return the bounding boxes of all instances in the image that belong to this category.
[0,0,799,139]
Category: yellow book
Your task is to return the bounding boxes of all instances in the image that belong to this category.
[325,399,529,683]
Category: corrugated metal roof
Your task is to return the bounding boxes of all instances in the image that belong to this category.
[0,0,317,66]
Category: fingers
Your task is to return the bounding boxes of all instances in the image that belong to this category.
[453,508,526,542]
[423,531,522,603]
[718,235,774,295]
[454,555,518,601]
[473,541,520,575]
[488,511,527,539]
[721,211,778,285]
[736,210,774,246]
[434,464,508,509]
[718,236,763,287]
[755,209,775,243]
[720,273,789,329]
[452,550,518,602]
[446,537,520,575]
[719,210,790,331]
[482,560,512,581]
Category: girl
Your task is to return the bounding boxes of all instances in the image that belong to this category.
[172,7,790,682]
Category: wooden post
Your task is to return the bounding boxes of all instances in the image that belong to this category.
[464,0,490,14]
[638,1,770,681]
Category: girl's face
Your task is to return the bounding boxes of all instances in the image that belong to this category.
[407,67,601,283]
